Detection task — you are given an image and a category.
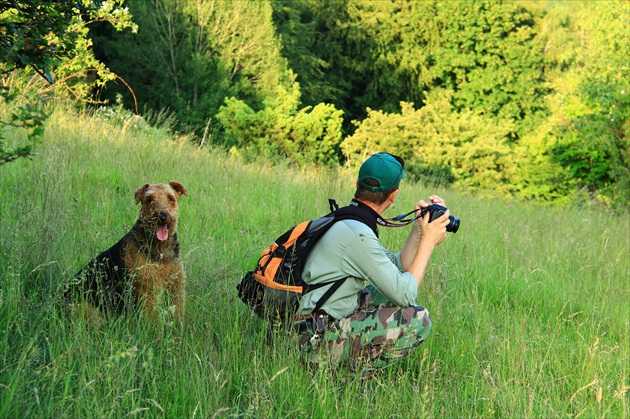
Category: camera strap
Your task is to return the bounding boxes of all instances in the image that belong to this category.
[347,199,422,228]
[379,209,423,228]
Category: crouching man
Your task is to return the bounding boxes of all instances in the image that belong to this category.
[294,153,450,373]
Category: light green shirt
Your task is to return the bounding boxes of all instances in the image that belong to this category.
[298,219,419,319]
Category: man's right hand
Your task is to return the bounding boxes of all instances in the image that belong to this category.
[419,207,449,248]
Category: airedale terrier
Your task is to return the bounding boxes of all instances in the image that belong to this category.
[65,181,189,324]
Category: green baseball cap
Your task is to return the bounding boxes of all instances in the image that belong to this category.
[358,153,405,192]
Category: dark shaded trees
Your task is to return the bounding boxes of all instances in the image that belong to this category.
[92,0,293,134]
[272,0,549,138]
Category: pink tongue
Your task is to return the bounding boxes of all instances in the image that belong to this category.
[157,224,168,241]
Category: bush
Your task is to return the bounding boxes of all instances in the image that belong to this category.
[216,83,344,165]
[343,91,517,196]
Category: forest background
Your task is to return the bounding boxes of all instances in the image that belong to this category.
[1,0,628,211]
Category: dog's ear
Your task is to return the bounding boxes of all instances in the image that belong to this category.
[169,181,189,199]
[134,183,151,204]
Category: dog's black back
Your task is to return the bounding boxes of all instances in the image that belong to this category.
[66,235,133,315]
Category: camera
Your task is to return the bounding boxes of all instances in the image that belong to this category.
[420,204,460,233]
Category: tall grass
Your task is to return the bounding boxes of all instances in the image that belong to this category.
[0,106,628,418]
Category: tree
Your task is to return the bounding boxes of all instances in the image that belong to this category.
[271,0,368,128]
[270,0,337,109]
[545,0,629,208]
[92,0,293,136]
[272,0,549,140]
[426,0,548,138]
[0,0,136,166]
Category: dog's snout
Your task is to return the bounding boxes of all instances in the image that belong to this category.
[157,212,167,224]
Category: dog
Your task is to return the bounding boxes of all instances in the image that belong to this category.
[65,181,189,325]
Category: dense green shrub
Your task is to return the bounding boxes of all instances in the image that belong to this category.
[217,83,343,165]
[343,91,517,197]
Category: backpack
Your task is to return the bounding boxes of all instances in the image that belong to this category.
[236,199,377,323]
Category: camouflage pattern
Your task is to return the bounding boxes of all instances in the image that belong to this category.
[294,286,431,372]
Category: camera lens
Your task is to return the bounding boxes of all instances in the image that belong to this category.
[447,216,460,233]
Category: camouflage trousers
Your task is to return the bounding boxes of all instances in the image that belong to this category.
[294,286,431,372]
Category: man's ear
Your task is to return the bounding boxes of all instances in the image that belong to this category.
[389,188,399,203]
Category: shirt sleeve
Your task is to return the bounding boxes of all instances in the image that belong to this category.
[340,221,418,307]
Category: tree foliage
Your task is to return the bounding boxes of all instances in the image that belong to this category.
[92,0,293,134]
[426,1,549,136]
[344,91,517,195]
[272,0,549,137]
[547,1,629,207]
[217,81,344,165]
[271,0,337,109]
[0,0,135,165]
[271,0,626,208]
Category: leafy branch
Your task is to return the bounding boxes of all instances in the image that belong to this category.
[0,0,136,167]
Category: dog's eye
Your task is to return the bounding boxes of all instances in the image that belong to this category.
[169,196,176,203]
[147,196,153,203]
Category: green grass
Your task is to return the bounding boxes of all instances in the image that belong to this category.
[1,106,628,418]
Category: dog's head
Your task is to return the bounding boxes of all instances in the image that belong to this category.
[134,181,189,241]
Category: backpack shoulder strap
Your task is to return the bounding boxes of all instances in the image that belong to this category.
[313,276,348,313]
[302,200,379,315]
[332,202,379,237]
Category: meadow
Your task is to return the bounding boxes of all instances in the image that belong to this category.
[0,107,628,418]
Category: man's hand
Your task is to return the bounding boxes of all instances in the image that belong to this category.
[414,195,447,227]
[401,195,450,287]
[412,195,448,247]
[415,195,446,213]
[419,208,449,248]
